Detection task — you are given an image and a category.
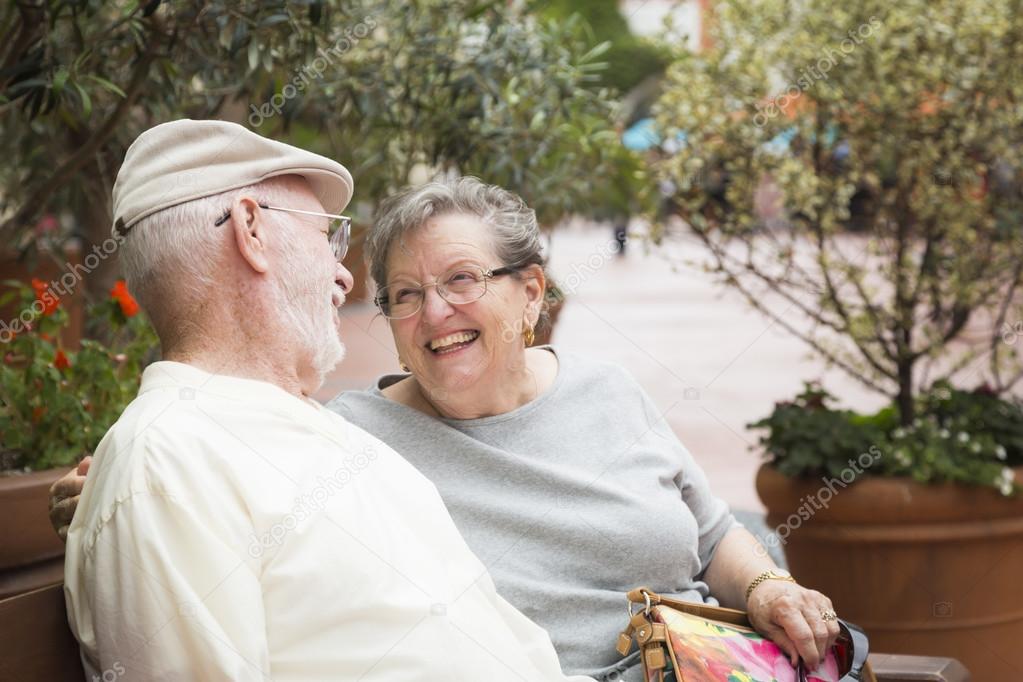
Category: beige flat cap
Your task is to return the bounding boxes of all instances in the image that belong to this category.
[112,119,353,235]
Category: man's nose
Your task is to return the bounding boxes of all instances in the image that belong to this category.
[335,262,354,294]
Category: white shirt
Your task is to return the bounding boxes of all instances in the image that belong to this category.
[64,361,593,682]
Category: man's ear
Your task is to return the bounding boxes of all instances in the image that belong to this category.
[231,196,270,274]
[521,264,546,326]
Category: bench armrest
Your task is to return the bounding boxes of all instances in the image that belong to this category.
[869,652,970,682]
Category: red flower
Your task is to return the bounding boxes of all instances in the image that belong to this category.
[110,280,140,317]
[54,349,70,370]
[32,406,47,423]
[31,278,60,316]
[35,214,59,236]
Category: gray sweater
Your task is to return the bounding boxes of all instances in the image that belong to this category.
[328,347,738,681]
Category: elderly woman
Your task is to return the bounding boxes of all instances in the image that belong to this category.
[52,177,840,681]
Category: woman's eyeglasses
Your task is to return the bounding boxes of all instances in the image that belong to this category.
[374,265,517,319]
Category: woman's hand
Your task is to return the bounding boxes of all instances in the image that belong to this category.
[48,456,91,541]
[746,579,840,672]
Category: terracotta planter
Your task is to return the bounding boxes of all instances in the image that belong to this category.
[756,463,1023,680]
[0,468,68,600]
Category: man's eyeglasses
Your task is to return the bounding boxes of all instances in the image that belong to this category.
[374,265,518,319]
[214,204,352,262]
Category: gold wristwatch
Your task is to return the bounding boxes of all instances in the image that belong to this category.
[745,569,796,602]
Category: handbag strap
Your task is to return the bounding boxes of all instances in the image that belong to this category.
[617,587,752,678]
[625,586,752,627]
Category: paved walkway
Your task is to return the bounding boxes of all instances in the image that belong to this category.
[316,220,891,512]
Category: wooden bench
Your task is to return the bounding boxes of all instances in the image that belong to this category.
[871,653,971,682]
[0,582,84,681]
[0,582,971,681]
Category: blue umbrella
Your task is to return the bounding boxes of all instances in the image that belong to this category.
[622,118,661,151]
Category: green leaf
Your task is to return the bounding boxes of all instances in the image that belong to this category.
[248,41,260,72]
[259,14,290,28]
[52,68,69,95]
[73,82,92,118]
[579,40,613,63]
[85,75,126,98]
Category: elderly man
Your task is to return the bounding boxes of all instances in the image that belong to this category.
[62,119,592,682]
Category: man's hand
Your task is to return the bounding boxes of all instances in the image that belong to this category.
[48,456,91,541]
[746,579,840,673]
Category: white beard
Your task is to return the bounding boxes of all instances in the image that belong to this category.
[275,266,346,391]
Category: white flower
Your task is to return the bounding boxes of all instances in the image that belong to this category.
[957,432,970,443]
[893,428,906,439]
[971,442,982,453]
[894,449,911,466]
[939,429,951,439]
[997,467,1015,496]
[995,445,1008,461]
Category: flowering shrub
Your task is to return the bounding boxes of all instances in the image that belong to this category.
[0,279,158,471]
[752,382,1022,495]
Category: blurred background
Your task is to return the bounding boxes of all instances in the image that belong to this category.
[1,1,1021,678]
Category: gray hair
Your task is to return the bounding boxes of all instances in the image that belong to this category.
[119,177,299,336]
[366,176,547,295]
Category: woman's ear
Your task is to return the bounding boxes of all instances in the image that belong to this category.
[231,197,270,274]
[521,264,546,327]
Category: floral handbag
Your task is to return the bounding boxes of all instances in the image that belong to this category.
[616,587,874,682]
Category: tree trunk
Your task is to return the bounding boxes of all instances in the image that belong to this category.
[79,161,120,307]
[897,357,915,425]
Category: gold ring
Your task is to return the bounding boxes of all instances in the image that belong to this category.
[820,609,838,622]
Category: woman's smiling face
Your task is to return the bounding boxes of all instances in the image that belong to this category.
[384,212,542,401]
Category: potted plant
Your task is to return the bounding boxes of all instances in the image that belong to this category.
[0,279,157,599]
[751,382,1023,676]
[651,0,1023,676]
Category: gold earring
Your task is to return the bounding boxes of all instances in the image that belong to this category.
[523,324,535,346]
[399,360,410,372]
